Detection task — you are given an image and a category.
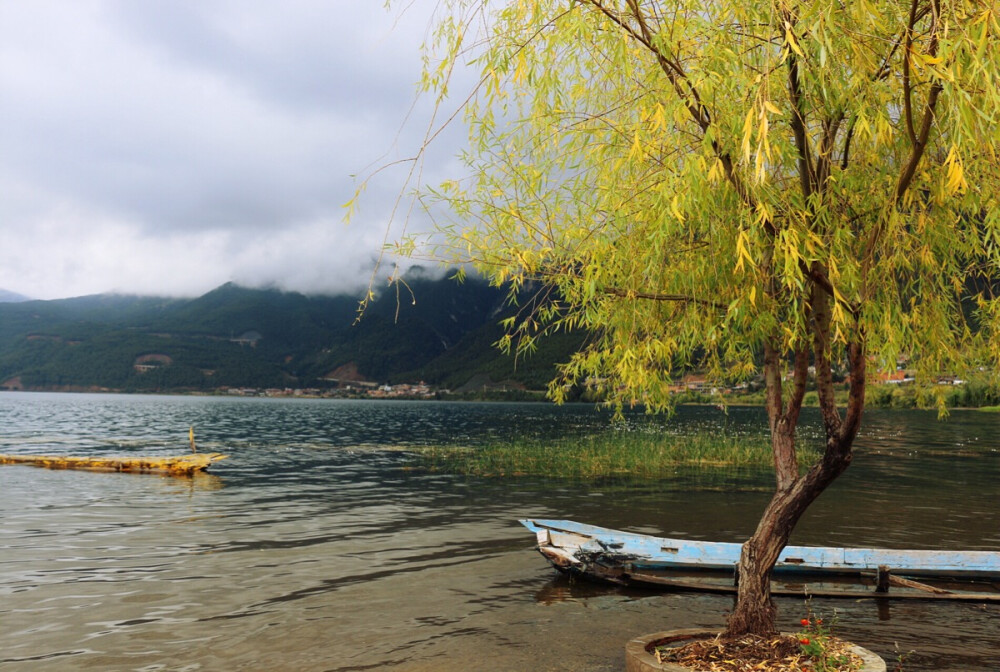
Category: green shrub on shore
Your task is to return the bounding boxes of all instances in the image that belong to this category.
[412,431,799,479]
[861,376,1000,410]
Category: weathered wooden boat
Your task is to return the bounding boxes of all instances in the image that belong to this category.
[521,519,1000,601]
[0,452,228,476]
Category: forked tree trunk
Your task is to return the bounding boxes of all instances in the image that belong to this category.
[725,441,854,636]
[724,315,866,637]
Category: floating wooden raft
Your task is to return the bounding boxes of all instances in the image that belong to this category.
[0,453,228,476]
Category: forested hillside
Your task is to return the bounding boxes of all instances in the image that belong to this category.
[0,274,579,394]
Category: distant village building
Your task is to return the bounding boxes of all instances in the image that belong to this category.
[668,374,709,394]
[1,376,23,390]
[367,382,434,399]
[879,370,911,384]
[227,387,261,396]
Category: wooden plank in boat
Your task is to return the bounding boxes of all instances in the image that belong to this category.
[620,568,1000,601]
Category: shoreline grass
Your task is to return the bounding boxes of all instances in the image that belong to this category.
[412,431,794,479]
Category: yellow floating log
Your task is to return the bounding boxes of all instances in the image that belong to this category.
[0,453,228,476]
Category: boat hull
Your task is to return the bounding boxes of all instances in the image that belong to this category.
[520,519,1000,600]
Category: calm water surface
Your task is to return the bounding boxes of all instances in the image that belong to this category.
[0,392,997,671]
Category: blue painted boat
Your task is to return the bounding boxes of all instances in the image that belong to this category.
[520,519,1000,600]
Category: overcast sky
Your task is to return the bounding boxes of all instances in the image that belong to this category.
[0,1,459,300]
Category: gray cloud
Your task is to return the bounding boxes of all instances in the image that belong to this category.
[0,0,447,299]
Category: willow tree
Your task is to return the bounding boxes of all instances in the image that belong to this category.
[393,0,1000,636]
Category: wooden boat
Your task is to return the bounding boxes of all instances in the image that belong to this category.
[0,452,228,476]
[520,519,1000,601]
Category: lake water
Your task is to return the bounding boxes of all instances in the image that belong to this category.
[0,392,997,671]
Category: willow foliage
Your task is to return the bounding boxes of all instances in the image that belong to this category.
[408,0,1000,410]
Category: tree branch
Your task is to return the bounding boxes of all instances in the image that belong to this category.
[773,346,810,490]
[839,339,866,445]
[602,286,727,309]
[783,13,815,201]
[840,118,856,171]
[810,269,842,438]
[785,347,809,425]
[798,258,859,317]
[840,25,907,171]
[525,266,729,311]
[862,0,943,291]
[816,113,843,191]
[902,0,920,146]
[763,341,784,438]
[895,0,943,203]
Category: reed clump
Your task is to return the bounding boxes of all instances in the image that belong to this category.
[414,431,784,479]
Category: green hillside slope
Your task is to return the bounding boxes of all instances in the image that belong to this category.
[0,274,576,394]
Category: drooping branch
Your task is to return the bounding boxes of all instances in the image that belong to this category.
[840,27,907,171]
[584,0,757,211]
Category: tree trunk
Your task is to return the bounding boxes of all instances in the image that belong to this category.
[726,530,779,636]
[725,432,858,637]
[723,258,867,638]
[726,483,820,636]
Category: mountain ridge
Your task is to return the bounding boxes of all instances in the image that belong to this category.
[0,275,578,395]
[0,289,31,303]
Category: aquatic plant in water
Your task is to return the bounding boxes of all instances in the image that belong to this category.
[411,430,791,479]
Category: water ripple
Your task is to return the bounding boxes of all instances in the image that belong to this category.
[1,394,998,671]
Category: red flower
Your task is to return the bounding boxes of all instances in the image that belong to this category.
[800,618,810,626]
[816,618,823,624]
[800,638,811,645]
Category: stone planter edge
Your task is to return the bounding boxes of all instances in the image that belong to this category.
[624,628,887,672]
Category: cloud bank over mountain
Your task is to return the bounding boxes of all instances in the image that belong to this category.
[0,1,457,299]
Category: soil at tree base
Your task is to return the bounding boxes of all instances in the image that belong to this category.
[659,634,862,671]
